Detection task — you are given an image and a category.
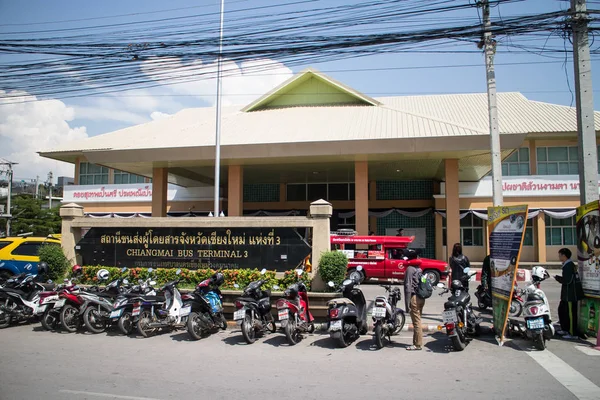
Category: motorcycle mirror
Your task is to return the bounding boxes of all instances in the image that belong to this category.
[272,285,280,290]
[295,269,303,277]
[260,268,267,275]
[123,279,129,285]
[148,268,153,273]
[463,267,470,273]
[234,283,239,288]
[328,281,335,287]
[149,280,156,286]
[176,269,182,275]
[47,280,53,284]
[356,266,363,272]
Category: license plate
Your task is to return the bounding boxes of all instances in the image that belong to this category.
[329,320,342,332]
[442,310,457,323]
[278,308,289,320]
[372,307,386,318]
[233,309,246,321]
[110,309,123,319]
[179,305,191,317]
[132,304,141,316]
[53,299,66,309]
[527,317,544,330]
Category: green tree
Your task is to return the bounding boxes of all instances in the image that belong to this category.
[0,195,61,237]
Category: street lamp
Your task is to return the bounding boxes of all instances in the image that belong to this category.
[213,0,226,217]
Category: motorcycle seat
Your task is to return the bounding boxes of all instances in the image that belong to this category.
[236,297,257,303]
[1,287,27,297]
[327,298,355,307]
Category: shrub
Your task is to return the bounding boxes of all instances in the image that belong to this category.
[38,244,70,282]
[318,251,348,289]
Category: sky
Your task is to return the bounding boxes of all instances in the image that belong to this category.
[0,0,598,184]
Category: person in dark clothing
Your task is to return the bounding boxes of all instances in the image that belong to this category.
[449,243,471,289]
[554,248,586,339]
[481,254,492,297]
[404,264,424,350]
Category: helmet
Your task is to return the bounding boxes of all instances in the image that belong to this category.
[96,269,110,281]
[211,272,224,286]
[37,262,49,275]
[450,279,464,291]
[72,264,83,276]
[531,266,549,282]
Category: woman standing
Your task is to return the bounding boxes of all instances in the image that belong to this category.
[450,243,470,287]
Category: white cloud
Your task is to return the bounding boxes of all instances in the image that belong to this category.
[150,111,171,121]
[0,90,88,181]
[140,57,293,106]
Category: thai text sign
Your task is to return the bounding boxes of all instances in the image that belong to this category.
[488,204,529,343]
[576,201,600,336]
[75,227,311,272]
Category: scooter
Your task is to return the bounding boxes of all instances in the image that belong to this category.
[519,266,554,350]
[233,269,276,344]
[110,269,159,335]
[326,266,368,348]
[276,269,315,346]
[371,279,406,349]
[37,277,80,331]
[476,282,524,317]
[137,269,190,338]
[437,267,482,351]
[0,270,49,328]
[184,272,227,341]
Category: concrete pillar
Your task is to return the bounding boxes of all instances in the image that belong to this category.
[435,212,444,260]
[445,159,460,261]
[355,161,369,236]
[227,165,243,216]
[536,212,547,262]
[309,199,332,291]
[60,203,84,266]
[151,167,168,217]
[529,140,537,175]
[369,181,377,234]
[279,183,286,203]
[74,157,81,185]
[108,168,115,184]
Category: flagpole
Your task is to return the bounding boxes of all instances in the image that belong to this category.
[213,0,225,217]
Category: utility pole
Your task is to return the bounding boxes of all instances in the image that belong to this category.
[35,176,39,199]
[47,171,53,209]
[0,159,16,236]
[213,0,225,217]
[478,0,503,206]
[571,0,598,204]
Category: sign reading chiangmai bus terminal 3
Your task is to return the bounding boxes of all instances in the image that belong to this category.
[75,227,312,272]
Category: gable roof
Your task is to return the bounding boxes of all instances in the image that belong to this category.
[241,68,381,112]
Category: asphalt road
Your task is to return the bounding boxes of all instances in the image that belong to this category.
[0,280,598,400]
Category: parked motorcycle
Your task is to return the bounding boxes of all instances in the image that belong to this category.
[137,269,190,338]
[326,266,368,348]
[233,269,276,344]
[437,267,482,351]
[109,269,159,335]
[38,277,80,331]
[184,272,227,340]
[371,279,406,349]
[475,282,524,317]
[276,269,315,346]
[520,266,554,350]
[0,263,50,328]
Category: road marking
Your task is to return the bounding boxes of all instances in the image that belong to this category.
[59,389,163,400]
[516,342,600,400]
[575,345,600,356]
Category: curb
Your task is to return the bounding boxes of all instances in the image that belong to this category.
[226,320,438,332]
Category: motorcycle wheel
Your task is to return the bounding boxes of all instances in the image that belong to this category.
[337,322,351,348]
[83,307,107,334]
[0,299,13,329]
[509,299,523,318]
[118,312,133,335]
[187,312,204,340]
[285,315,300,345]
[220,313,228,330]
[478,300,488,311]
[41,308,58,331]
[393,310,406,335]
[60,304,79,333]
[266,314,277,333]
[137,310,155,338]
[241,314,256,344]
[533,333,546,351]
[374,322,384,349]
[451,328,467,351]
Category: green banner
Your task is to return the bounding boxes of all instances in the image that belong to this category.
[575,200,600,337]
[487,205,529,344]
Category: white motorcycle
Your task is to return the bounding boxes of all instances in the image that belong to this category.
[520,266,555,350]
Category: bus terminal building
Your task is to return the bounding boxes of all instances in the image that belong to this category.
[40,69,600,264]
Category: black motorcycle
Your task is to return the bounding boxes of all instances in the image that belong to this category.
[233,270,276,344]
[326,267,368,348]
[0,271,50,328]
[184,272,228,340]
[109,270,160,335]
[475,284,492,311]
[437,268,482,351]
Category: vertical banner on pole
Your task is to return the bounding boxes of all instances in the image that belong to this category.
[575,200,600,338]
[488,205,529,345]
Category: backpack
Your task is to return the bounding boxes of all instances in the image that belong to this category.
[416,271,433,299]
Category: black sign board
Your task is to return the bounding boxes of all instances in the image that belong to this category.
[75,227,312,272]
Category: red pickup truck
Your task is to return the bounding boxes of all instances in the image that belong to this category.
[330,235,449,285]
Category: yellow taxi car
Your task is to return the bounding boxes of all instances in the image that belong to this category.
[0,235,61,280]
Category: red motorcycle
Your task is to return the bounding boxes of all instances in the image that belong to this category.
[58,288,87,333]
[276,280,315,345]
[37,279,79,331]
